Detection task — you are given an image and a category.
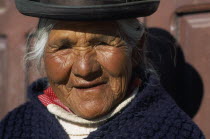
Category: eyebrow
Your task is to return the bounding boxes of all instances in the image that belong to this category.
[88,34,120,43]
[47,40,70,50]
[49,31,122,47]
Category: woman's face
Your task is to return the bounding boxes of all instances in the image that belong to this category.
[44,21,135,119]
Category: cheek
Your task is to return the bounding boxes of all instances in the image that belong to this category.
[96,47,132,76]
[44,51,74,83]
[96,47,132,95]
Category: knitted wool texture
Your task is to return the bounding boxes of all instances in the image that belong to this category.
[0,76,205,139]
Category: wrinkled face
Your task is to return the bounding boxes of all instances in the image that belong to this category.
[44,21,136,119]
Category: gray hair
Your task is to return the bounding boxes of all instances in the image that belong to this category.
[25,18,156,79]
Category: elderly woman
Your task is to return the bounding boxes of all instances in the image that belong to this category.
[0,0,204,138]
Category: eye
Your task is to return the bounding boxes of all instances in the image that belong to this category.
[59,45,70,50]
[58,42,73,50]
[57,39,73,50]
[96,42,109,46]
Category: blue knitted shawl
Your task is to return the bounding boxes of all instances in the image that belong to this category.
[0,76,204,139]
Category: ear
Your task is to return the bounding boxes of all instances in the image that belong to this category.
[132,32,146,69]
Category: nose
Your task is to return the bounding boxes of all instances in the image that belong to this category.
[72,49,102,81]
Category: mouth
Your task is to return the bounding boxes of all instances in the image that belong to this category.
[74,82,106,90]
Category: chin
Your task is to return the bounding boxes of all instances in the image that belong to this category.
[73,100,113,120]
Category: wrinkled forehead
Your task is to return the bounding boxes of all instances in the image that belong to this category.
[51,20,120,37]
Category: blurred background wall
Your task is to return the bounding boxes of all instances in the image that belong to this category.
[0,0,210,137]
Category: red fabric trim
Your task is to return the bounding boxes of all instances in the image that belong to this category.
[38,87,71,112]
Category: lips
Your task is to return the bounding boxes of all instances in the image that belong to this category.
[72,78,107,90]
[74,82,106,89]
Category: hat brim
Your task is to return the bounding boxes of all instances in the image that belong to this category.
[15,0,160,21]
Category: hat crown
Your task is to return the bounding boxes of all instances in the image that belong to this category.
[41,0,138,6]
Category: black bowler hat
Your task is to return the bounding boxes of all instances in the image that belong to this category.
[15,0,160,21]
